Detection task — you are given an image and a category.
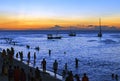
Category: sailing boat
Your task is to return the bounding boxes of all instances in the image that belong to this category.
[47,30,62,39]
[69,32,76,36]
[68,27,76,36]
[47,34,62,39]
[98,18,102,37]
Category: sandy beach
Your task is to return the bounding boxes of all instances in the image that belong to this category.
[0,51,62,81]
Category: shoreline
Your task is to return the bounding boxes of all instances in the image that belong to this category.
[0,51,62,81]
[16,58,63,80]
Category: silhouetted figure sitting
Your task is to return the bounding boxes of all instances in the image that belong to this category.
[82,73,89,81]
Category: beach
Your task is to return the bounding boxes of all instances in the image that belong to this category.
[0,50,62,81]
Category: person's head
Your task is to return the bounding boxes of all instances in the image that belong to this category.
[36,67,39,70]
[84,73,86,76]
[9,65,12,69]
[43,58,45,60]
[55,60,57,62]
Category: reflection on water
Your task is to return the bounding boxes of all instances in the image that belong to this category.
[0,31,120,81]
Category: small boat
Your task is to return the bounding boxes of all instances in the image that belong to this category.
[69,32,76,36]
[47,34,62,39]
[98,18,102,37]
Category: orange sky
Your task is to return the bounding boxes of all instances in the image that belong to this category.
[0,14,120,30]
[0,0,120,30]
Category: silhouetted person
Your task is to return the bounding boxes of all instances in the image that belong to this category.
[115,74,118,81]
[65,71,74,81]
[27,52,30,61]
[82,73,89,81]
[75,74,80,81]
[8,65,13,81]
[35,67,42,81]
[14,66,20,81]
[20,68,26,81]
[53,60,58,77]
[49,49,51,56]
[2,49,6,60]
[16,53,18,58]
[41,58,46,72]
[75,58,79,68]
[65,63,68,70]
[64,52,66,54]
[35,46,40,51]
[26,45,30,49]
[112,73,114,79]
[2,63,5,75]
[34,52,36,60]
[11,47,14,56]
[19,51,23,61]
[62,70,66,78]
[28,68,34,81]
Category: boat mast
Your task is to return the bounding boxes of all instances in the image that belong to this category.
[99,18,101,33]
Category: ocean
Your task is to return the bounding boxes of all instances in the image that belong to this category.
[0,30,120,81]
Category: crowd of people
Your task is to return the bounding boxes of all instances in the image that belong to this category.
[0,47,119,81]
[0,47,42,81]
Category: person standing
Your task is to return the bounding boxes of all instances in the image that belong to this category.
[20,68,26,81]
[75,58,79,68]
[8,65,13,81]
[41,58,46,72]
[28,52,30,61]
[35,67,42,81]
[48,49,51,56]
[53,60,58,77]
[14,66,20,81]
[65,63,68,71]
[34,52,36,60]
[82,73,89,81]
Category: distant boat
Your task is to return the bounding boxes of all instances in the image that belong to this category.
[69,32,76,36]
[47,34,62,39]
[68,27,76,36]
[98,18,102,37]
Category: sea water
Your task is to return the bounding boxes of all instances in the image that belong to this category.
[0,30,120,81]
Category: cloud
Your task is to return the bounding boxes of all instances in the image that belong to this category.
[49,25,64,30]
[49,25,120,31]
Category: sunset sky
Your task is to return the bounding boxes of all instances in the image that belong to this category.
[0,0,120,30]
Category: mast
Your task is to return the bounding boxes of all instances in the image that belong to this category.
[99,18,101,34]
[98,18,102,37]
